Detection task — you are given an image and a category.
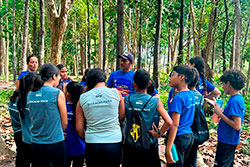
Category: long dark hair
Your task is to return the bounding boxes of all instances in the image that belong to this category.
[189,56,207,95]
[66,82,84,125]
[17,72,39,119]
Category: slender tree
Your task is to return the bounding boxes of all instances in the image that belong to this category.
[116,0,124,70]
[5,0,9,81]
[102,3,106,71]
[240,19,249,69]
[12,0,16,82]
[98,0,103,69]
[234,0,241,69]
[39,0,45,66]
[87,0,91,68]
[20,0,30,71]
[32,0,37,56]
[153,0,163,88]
[177,0,184,65]
[222,0,229,72]
[0,0,5,76]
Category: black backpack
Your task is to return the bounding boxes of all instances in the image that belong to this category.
[191,98,209,145]
[125,95,153,150]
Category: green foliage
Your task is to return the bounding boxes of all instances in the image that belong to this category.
[0,89,13,106]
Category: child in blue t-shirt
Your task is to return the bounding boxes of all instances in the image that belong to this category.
[166,65,196,167]
[207,69,246,167]
[64,82,85,167]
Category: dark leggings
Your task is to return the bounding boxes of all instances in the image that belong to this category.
[85,142,122,167]
[66,155,85,167]
[32,141,66,167]
[214,142,237,167]
[14,131,32,167]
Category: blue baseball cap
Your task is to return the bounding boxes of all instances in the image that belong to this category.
[118,52,134,63]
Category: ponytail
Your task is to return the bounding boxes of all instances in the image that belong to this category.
[17,72,40,119]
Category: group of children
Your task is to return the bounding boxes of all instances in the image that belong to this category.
[8,54,246,167]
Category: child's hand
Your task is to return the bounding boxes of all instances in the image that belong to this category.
[148,122,159,138]
[214,104,223,117]
[165,150,175,164]
[204,97,216,106]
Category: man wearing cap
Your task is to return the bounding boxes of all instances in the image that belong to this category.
[106,52,135,97]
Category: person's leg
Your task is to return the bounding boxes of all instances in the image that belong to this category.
[100,142,122,167]
[184,142,199,167]
[214,142,237,167]
[72,155,85,167]
[49,141,66,167]
[85,143,101,167]
[122,144,140,167]
[14,131,23,167]
[65,156,72,167]
[32,143,51,167]
[174,133,194,167]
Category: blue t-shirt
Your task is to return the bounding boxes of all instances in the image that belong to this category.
[217,94,245,145]
[80,81,86,88]
[27,86,64,144]
[106,70,135,97]
[19,104,32,144]
[125,93,159,144]
[17,70,29,80]
[191,89,205,115]
[8,100,22,133]
[196,76,215,95]
[168,91,195,136]
[57,79,71,91]
[65,103,85,156]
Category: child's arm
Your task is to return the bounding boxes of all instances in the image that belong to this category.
[57,91,68,131]
[166,112,180,164]
[118,91,125,121]
[214,105,241,131]
[157,98,172,134]
[75,101,85,138]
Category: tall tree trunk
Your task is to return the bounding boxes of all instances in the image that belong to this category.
[177,0,184,65]
[80,35,86,74]
[211,43,215,71]
[116,0,124,70]
[240,19,250,69]
[234,0,241,69]
[230,25,236,69]
[245,60,250,97]
[222,0,229,72]
[45,0,73,64]
[16,28,21,74]
[98,0,103,69]
[153,0,163,88]
[12,0,17,82]
[39,0,45,66]
[87,0,91,68]
[21,0,30,71]
[137,9,142,69]
[187,13,191,59]
[203,0,219,70]
[190,0,199,57]
[4,0,9,81]
[32,0,37,56]
[0,0,5,76]
[102,4,106,71]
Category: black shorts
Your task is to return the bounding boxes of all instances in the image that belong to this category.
[214,141,237,167]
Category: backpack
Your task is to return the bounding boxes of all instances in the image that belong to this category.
[191,98,209,145]
[125,95,153,150]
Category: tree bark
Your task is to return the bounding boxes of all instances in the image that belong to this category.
[32,0,37,57]
[39,0,45,66]
[137,9,142,69]
[87,0,91,68]
[45,0,73,64]
[230,25,236,69]
[234,0,241,69]
[116,0,124,70]
[12,0,17,82]
[240,19,250,69]
[190,0,199,57]
[4,0,9,81]
[98,0,103,69]
[0,0,5,76]
[177,0,184,65]
[153,0,163,88]
[245,60,250,97]
[20,0,30,71]
[102,3,106,71]
[203,0,219,66]
[222,0,229,72]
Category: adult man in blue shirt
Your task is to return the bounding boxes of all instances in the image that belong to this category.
[107,52,135,97]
